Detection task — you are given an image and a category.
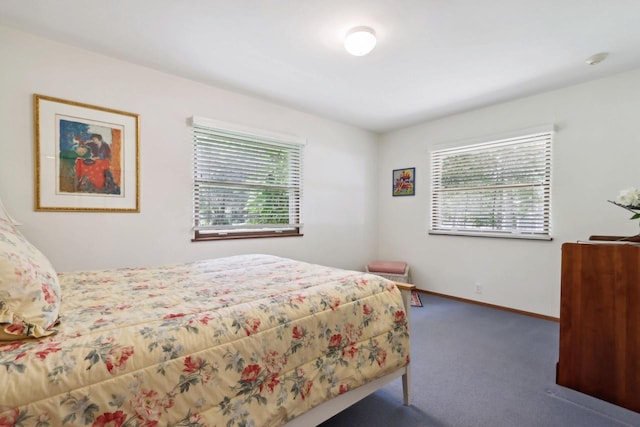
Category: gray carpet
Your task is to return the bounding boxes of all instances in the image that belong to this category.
[319,294,640,427]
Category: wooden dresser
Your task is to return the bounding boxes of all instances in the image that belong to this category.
[557,242,640,413]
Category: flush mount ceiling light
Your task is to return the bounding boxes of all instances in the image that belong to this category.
[344,26,377,56]
[585,52,608,65]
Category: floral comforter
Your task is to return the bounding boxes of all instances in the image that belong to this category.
[0,254,410,427]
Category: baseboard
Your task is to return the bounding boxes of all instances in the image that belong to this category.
[415,289,559,322]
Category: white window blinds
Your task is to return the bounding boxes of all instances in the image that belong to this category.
[192,117,304,238]
[430,128,552,240]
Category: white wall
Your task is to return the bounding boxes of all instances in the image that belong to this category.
[5,24,640,318]
[0,25,379,272]
[378,68,640,318]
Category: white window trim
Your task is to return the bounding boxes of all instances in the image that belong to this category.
[429,125,554,240]
[191,116,305,239]
[191,117,307,147]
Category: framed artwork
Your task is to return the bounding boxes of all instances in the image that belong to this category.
[34,94,140,212]
[393,167,415,196]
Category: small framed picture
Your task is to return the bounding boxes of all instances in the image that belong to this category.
[393,168,415,196]
[34,94,140,212]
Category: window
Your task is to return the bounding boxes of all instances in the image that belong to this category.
[192,117,304,241]
[430,126,552,240]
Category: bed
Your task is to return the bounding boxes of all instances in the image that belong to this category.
[0,216,414,427]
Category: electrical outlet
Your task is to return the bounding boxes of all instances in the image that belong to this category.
[475,283,483,294]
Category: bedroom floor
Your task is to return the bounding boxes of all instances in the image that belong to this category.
[320,294,640,427]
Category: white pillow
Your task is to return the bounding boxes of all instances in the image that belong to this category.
[0,217,61,340]
[0,197,10,222]
[0,196,20,225]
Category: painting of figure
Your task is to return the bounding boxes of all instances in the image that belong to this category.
[393,167,415,196]
[35,94,139,212]
[58,118,122,195]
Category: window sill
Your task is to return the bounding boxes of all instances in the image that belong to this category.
[192,231,303,242]
[429,230,552,241]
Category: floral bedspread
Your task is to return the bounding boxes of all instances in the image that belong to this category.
[0,254,410,427]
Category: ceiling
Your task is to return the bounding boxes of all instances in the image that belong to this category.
[2,0,640,133]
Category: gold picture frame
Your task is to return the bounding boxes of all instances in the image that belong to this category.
[34,94,140,212]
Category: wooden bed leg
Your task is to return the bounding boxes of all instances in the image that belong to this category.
[395,282,416,407]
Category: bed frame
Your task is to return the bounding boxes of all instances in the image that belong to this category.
[286,282,416,426]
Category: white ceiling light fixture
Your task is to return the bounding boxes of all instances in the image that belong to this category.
[344,26,377,56]
[585,52,608,65]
